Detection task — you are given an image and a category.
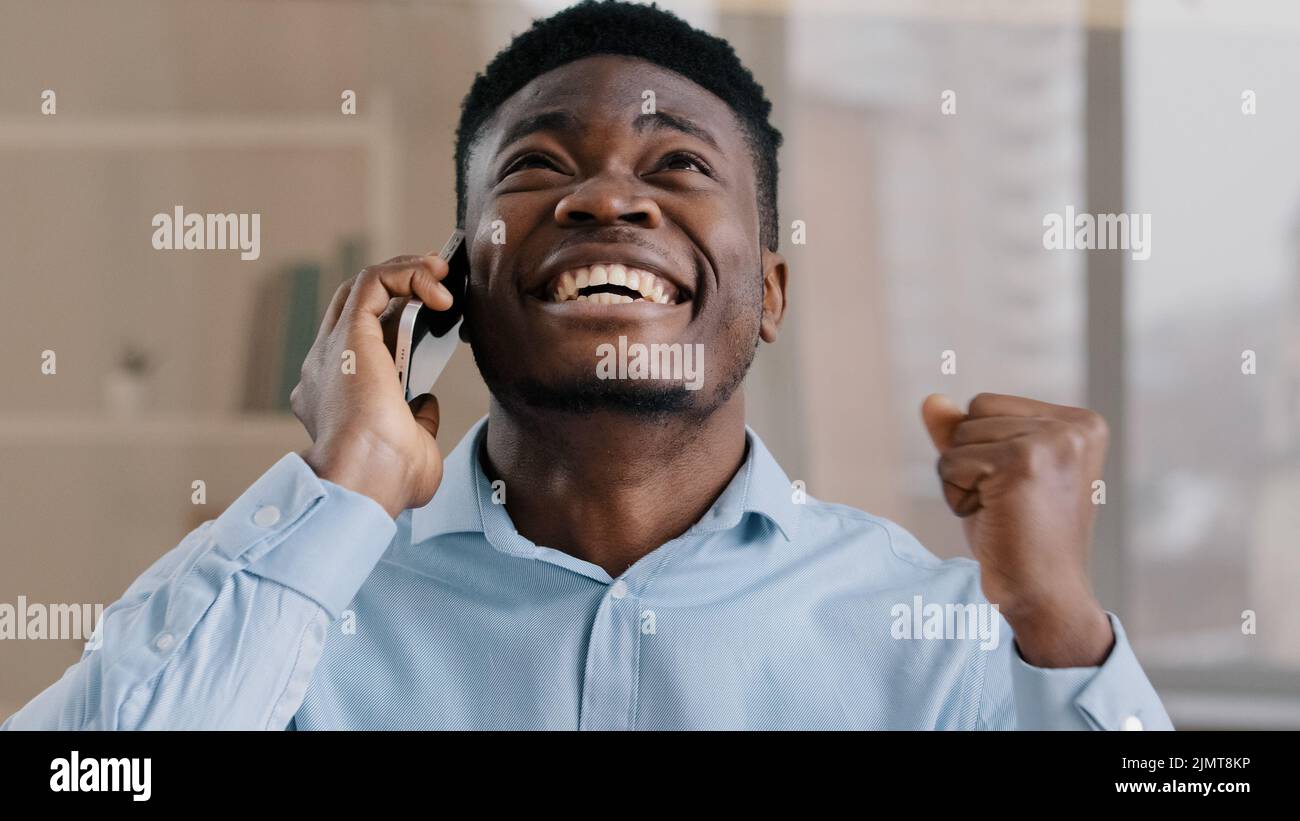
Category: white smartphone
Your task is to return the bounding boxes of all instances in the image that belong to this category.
[394,229,469,402]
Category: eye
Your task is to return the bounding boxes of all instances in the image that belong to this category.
[656,151,713,176]
[502,152,561,176]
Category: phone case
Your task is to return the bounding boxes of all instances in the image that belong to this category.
[397,230,469,401]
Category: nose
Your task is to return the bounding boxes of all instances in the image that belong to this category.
[554,175,663,229]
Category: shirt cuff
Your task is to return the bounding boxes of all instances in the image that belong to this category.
[208,451,398,618]
[1010,611,1174,730]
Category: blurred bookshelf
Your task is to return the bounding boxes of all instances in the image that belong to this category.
[0,96,396,421]
[0,94,397,255]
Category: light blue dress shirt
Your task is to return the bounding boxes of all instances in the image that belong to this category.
[3,417,1172,730]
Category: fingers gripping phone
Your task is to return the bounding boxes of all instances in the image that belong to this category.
[394,230,469,402]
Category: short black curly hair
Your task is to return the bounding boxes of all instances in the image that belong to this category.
[454,0,784,251]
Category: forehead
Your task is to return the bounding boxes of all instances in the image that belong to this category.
[481,54,748,154]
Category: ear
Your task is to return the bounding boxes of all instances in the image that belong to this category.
[759,247,788,344]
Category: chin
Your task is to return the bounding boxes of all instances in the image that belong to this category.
[497,374,705,418]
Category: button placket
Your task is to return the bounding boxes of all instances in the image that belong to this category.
[577,579,641,730]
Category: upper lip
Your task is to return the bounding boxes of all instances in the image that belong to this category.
[528,243,693,302]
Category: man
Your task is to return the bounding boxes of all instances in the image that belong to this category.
[4,0,1169,730]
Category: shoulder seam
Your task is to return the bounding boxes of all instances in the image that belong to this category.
[804,498,979,575]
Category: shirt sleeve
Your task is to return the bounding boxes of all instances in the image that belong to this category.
[979,611,1174,730]
[0,452,396,731]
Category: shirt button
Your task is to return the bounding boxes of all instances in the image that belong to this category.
[154,632,175,651]
[252,505,281,527]
[1122,715,1144,731]
[610,580,628,600]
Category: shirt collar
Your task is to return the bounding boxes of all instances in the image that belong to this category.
[410,416,800,545]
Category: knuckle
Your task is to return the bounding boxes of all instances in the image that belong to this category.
[1009,437,1042,473]
[968,392,995,415]
[343,308,372,331]
[356,266,380,287]
[415,267,442,292]
[1082,410,1109,442]
[935,452,952,477]
[950,422,970,446]
[1059,427,1088,459]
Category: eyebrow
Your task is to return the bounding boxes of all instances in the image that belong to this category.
[494,108,721,156]
[496,110,584,155]
[631,111,720,151]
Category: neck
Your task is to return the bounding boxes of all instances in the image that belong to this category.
[481,393,748,578]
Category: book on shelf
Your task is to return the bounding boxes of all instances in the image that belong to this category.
[241,237,367,412]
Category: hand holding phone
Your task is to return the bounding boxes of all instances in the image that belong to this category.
[395,230,470,402]
[292,247,458,518]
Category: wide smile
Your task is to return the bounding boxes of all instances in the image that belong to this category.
[544,263,687,306]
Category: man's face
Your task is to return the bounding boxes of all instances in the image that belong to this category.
[462,54,785,419]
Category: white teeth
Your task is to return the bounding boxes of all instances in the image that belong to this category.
[549,264,680,304]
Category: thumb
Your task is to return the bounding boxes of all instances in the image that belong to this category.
[409,393,441,440]
[921,393,964,454]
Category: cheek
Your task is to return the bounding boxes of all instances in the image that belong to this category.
[699,231,762,317]
[467,197,547,296]
[695,189,761,271]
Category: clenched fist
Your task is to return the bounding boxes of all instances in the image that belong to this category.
[921,392,1115,668]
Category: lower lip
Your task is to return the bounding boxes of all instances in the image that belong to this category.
[529,295,691,320]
